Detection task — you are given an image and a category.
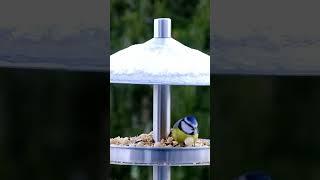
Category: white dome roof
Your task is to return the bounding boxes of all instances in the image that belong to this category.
[110,18,210,86]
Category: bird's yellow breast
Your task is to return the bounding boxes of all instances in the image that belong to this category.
[172,128,198,144]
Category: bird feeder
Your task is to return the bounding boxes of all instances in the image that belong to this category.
[110,18,210,180]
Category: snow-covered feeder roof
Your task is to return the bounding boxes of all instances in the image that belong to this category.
[110,18,210,86]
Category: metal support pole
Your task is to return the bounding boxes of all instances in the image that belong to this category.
[153,84,171,142]
[152,18,172,180]
[153,84,171,180]
[153,166,171,180]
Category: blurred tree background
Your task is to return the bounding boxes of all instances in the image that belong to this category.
[213,76,320,180]
[110,0,210,180]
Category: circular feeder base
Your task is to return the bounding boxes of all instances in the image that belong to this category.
[110,139,210,166]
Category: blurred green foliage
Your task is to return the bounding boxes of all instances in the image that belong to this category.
[110,0,210,179]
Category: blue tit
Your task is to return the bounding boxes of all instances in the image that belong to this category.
[171,115,199,145]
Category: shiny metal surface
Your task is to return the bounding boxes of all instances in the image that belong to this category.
[152,84,171,180]
[153,85,171,142]
[153,166,170,180]
[154,18,171,38]
[110,140,210,166]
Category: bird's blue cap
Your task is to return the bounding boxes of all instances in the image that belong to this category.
[185,115,198,128]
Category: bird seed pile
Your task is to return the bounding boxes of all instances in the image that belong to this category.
[110,131,210,147]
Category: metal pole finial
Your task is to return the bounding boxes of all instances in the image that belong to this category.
[154,18,171,38]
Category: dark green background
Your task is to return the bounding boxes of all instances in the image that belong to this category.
[213,76,320,180]
[110,0,210,179]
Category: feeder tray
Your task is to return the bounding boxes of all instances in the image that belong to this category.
[110,139,210,166]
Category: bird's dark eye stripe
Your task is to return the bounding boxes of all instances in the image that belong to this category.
[183,118,195,128]
[179,121,195,135]
[182,119,194,129]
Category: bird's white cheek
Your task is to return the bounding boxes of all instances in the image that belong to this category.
[181,121,193,134]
